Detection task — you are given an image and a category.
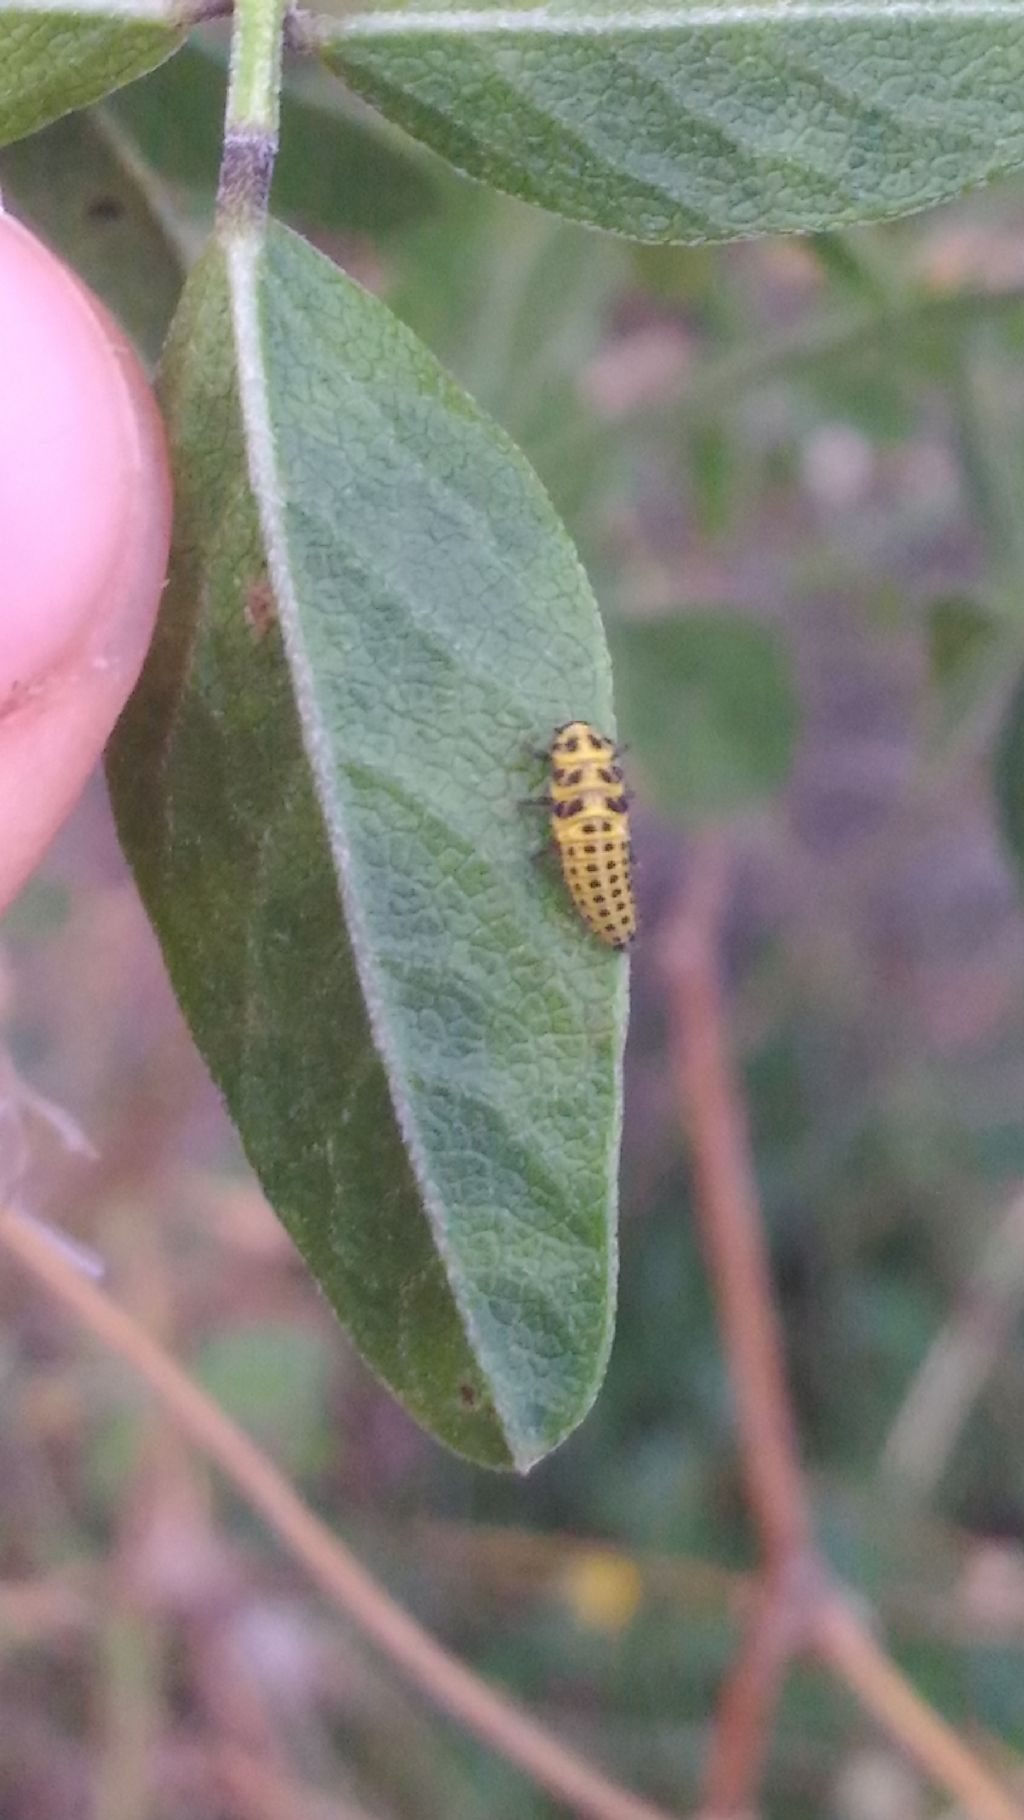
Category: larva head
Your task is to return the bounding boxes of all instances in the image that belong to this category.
[550,720,616,762]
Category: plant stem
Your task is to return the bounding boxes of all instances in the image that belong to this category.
[881,1188,1024,1497]
[665,842,812,1566]
[664,841,815,1813]
[696,1565,807,1815]
[0,1206,678,1820]
[217,0,287,223]
[815,1596,1024,1820]
[664,838,1024,1820]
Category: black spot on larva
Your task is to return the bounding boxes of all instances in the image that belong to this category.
[584,844,596,854]
[604,843,614,853]
[565,736,579,752]
[586,863,599,874]
[583,822,596,834]
[590,732,604,750]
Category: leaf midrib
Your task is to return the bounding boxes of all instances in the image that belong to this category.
[231,226,559,1460]
[333,0,1024,40]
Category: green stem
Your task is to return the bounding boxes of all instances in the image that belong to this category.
[217,0,287,225]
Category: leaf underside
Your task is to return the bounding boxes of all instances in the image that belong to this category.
[322,0,1024,243]
[107,224,624,1469]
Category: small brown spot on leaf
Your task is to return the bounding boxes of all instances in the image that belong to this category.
[245,578,277,640]
[87,194,123,223]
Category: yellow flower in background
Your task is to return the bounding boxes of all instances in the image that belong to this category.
[561,1550,643,1634]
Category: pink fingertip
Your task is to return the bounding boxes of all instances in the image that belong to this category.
[0,210,173,913]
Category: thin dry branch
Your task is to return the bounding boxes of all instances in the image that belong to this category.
[695,1564,810,1816]
[0,1205,677,1820]
[665,844,818,1812]
[882,1189,1024,1497]
[815,1596,1023,1820]
[663,844,814,1812]
[663,844,812,1568]
[663,841,1024,1820]
[213,1745,383,1820]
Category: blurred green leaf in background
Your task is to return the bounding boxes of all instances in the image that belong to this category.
[611,612,800,819]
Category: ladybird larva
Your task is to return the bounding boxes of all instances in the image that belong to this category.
[545,721,635,950]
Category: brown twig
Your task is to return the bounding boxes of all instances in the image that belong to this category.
[815,1595,1023,1820]
[411,1517,1024,1647]
[0,1205,677,1820]
[664,844,812,1568]
[213,1745,382,1820]
[881,1189,1024,1497]
[664,844,815,1814]
[663,841,1024,1820]
[696,1559,821,1817]
[0,1575,92,1638]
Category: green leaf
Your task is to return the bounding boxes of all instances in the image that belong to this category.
[610,612,799,818]
[106,39,438,234]
[927,595,998,693]
[388,202,625,522]
[995,663,1024,887]
[0,110,182,362]
[0,7,181,149]
[318,0,1024,244]
[197,1323,334,1476]
[107,223,624,1471]
[923,594,1006,757]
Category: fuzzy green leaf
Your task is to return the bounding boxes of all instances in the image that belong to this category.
[107,223,624,1470]
[0,6,181,149]
[927,596,998,692]
[318,0,1024,243]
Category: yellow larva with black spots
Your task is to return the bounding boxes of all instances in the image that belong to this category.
[547,721,636,950]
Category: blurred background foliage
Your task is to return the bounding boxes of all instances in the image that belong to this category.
[3,30,1024,1817]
